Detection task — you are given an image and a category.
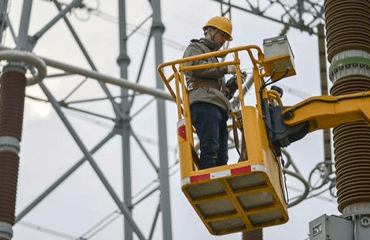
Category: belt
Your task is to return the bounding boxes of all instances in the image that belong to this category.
[189,81,222,91]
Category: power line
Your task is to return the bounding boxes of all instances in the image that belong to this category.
[77,210,121,240]
[36,0,185,51]
[83,4,186,51]
[18,221,77,240]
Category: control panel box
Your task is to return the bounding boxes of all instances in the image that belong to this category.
[309,214,353,240]
[263,35,296,81]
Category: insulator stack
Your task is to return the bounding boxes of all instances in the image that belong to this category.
[0,71,26,139]
[325,0,370,213]
[0,68,27,240]
[0,152,20,223]
[325,1,370,63]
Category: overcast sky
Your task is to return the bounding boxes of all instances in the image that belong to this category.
[3,1,340,240]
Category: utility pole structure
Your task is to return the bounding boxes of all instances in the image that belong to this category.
[0,0,8,43]
[317,23,332,175]
[0,0,173,239]
[151,0,173,239]
[0,1,46,240]
[117,1,133,240]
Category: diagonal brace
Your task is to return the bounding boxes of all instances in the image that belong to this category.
[38,81,147,240]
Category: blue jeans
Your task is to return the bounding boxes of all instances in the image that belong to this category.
[191,102,228,169]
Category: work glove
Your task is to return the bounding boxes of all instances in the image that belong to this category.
[225,76,238,100]
[241,71,247,83]
[225,71,247,100]
[227,65,236,74]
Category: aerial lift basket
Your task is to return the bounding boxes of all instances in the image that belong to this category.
[158,43,294,235]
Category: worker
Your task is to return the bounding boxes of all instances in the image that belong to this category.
[183,16,244,169]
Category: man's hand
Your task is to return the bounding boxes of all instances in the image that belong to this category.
[227,65,236,74]
[225,76,238,100]
[241,71,247,83]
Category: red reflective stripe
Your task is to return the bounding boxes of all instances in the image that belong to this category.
[231,166,251,175]
[190,174,210,183]
[189,166,251,183]
[178,125,186,140]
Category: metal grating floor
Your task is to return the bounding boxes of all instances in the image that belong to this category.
[183,171,288,235]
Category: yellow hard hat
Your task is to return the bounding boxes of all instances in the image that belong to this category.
[203,16,233,41]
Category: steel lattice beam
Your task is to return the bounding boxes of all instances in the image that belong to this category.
[211,0,325,34]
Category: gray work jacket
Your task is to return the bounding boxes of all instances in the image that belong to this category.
[183,38,230,112]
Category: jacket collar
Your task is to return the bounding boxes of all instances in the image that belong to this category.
[199,38,222,51]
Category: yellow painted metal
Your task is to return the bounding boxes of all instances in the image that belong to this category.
[262,55,296,81]
[178,106,289,235]
[157,42,370,235]
[157,45,290,235]
[283,91,370,132]
[267,89,283,106]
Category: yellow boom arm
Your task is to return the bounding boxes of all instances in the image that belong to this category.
[282,92,370,132]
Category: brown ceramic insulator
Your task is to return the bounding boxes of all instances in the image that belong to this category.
[328,44,370,64]
[334,137,370,149]
[326,9,370,26]
[335,153,370,167]
[327,32,370,47]
[336,175,370,190]
[330,75,370,94]
[335,158,370,171]
[0,151,19,225]
[0,71,27,140]
[336,173,370,205]
[337,175,370,189]
[333,142,370,154]
[326,18,369,31]
[324,2,370,28]
[337,188,370,203]
[336,166,370,182]
[330,72,370,212]
[330,86,370,94]
[324,0,370,62]
[333,121,370,134]
[327,39,370,54]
